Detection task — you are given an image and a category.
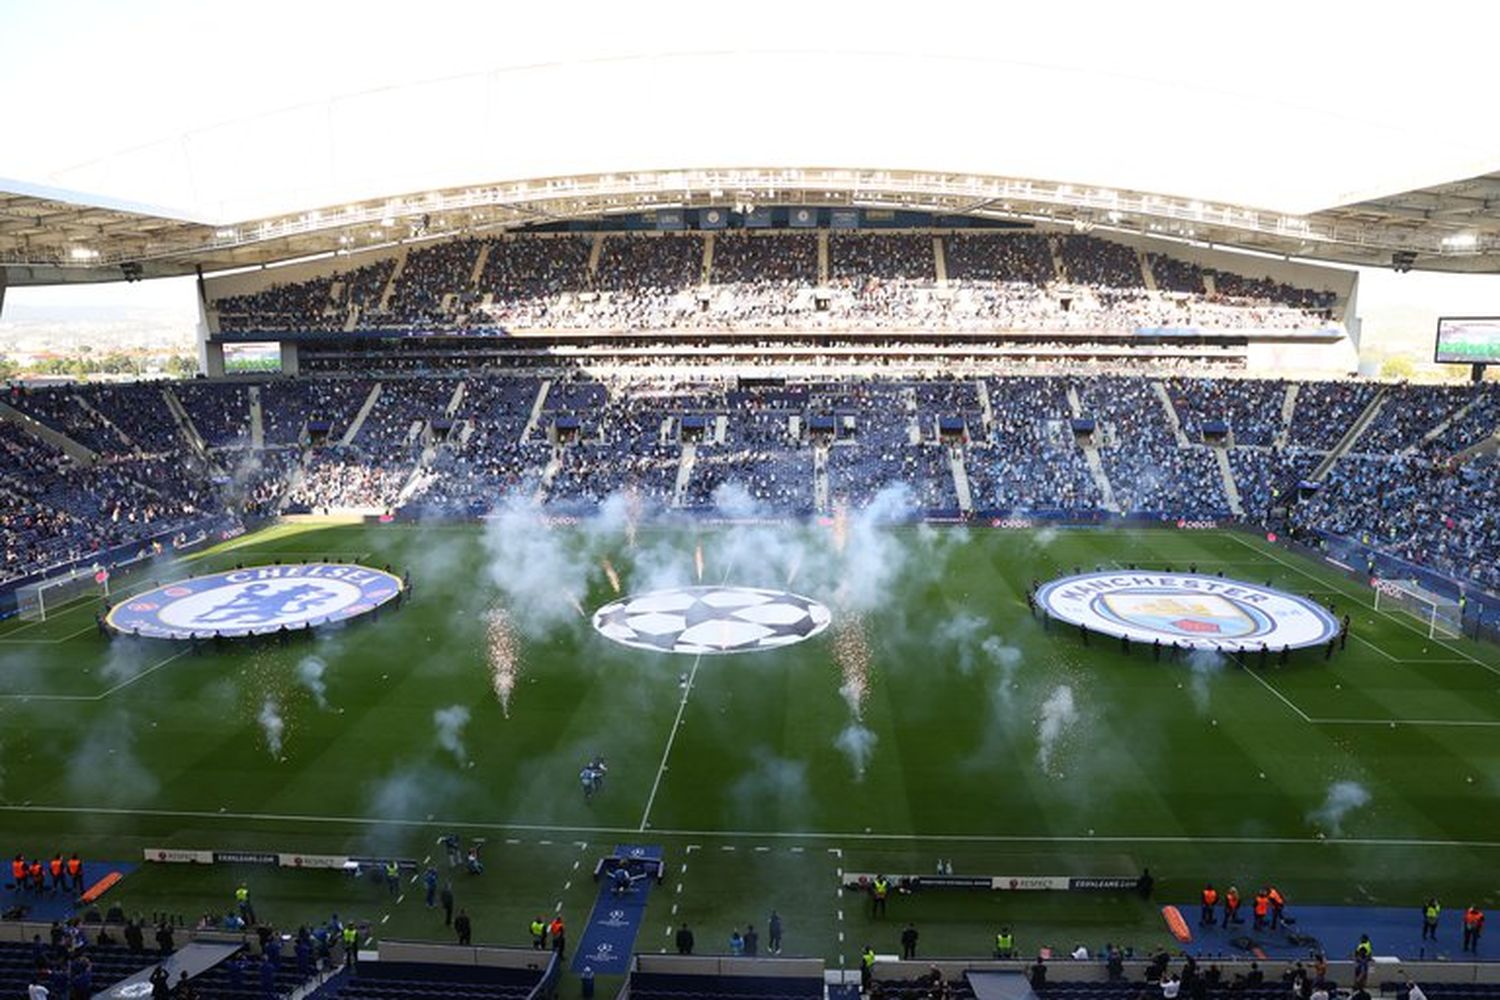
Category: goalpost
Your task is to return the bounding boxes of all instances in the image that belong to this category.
[16,565,110,622]
[1372,577,1464,640]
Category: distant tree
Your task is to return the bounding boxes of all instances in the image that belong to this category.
[165,354,198,377]
[1380,355,1416,380]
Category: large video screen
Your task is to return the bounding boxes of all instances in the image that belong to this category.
[1435,317,1500,364]
[223,341,282,374]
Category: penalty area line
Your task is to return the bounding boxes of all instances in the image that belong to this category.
[0,647,194,702]
[1227,533,1500,679]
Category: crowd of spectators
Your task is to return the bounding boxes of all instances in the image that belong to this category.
[1168,378,1287,446]
[217,258,395,334]
[211,230,1341,336]
[1293,454,1500,593]
[4,373,1499,597]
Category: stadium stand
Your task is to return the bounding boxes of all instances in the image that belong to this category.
[207,228,1343,337]
[3,373,1498,609]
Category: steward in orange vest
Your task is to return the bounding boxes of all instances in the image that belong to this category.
[1253,890,1270,930]
[1223,886,1241,928]
[1199,884,1219,926]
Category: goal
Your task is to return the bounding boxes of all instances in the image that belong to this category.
[1372,577,1463,640]
[16,565,110,622]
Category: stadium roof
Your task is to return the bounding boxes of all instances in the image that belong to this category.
[6,5,1500,286]
[6,163,1500,286]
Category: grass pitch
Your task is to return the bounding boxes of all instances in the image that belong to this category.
[3,517,1500,975]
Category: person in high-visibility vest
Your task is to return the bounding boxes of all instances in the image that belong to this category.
[1422,898,1441,941]
[994,927,1015,959]
[1253,890,1270,931]
[872,876,889,918]
[1267,886,1286,929]
[1199,884,1219,927]
[28,860,43,893]
[342,924,359,968]
[1353,932,1374,990]
[10,855,25,892]
[236,882,257,925]
[385,861,400,897]
[860,946,876,992]
[529,916,547,950]
[48,856,63,893]
[1222,886,1241,928]
[1463,906,1485,954]
[65,854,83,893]
[548,916,565,957]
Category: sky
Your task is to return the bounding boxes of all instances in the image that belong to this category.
[2,0,1499,363]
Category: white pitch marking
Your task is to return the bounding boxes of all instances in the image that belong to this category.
[675,883,683,894]
[380,915,390,925]
[1237,664,1312,722]
[671,904,678,915]
[563,881,571,891]
[538,839,552,845]
[754,846,770,853]
[1229,533,1500,677]
[0,647,194,702]
[12,803,1500,849]
[639,651,705,830]
[505,838,521,845]
[572,861,581,871]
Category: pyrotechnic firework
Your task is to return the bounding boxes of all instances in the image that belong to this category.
[624,489,642,548]
[568,594,587,618]
[601,557,622,594]
[485,606,522,717]
[832,607,871,717]
[785,547,803,586]
[694,542,705,581]
[831,503,849,554]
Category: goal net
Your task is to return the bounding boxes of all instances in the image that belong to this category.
[16,565,110,622]
[1372,577,1463,640]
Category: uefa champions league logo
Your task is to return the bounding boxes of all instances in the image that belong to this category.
[593,585,832,655]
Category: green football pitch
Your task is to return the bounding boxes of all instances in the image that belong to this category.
[3,517,1500,975]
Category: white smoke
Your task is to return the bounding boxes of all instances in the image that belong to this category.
[296,655,329,709]
[729,752,810,821]
[834,723,878,780]
[1307,780,1371,836]
[1186,650,1226,713]
[1034,526,1059,547]
[258,698,285,758]
[933,613,988,674]
[433,705,471,765]
[65,712,159,804]
[982,636,1023,702]
[1036,685,1078,773]
[480,497,591,634]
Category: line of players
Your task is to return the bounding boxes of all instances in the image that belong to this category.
[9,854,87,895]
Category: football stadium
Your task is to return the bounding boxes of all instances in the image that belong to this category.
[4,6,1500,1000]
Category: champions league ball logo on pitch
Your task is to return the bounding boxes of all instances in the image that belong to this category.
[593,586,831,655]
[1036,571,1339,652]
[106,563,404,640]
